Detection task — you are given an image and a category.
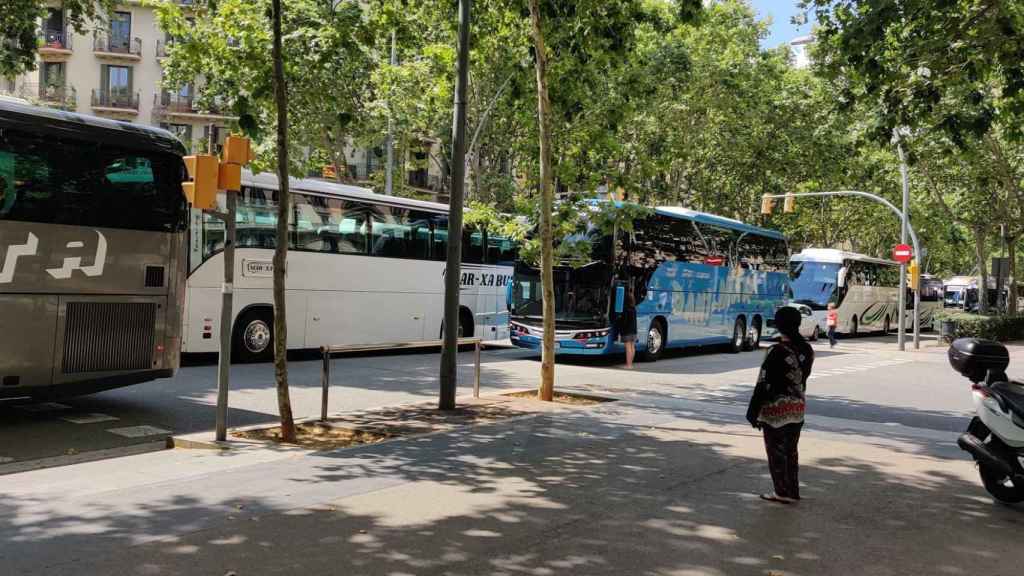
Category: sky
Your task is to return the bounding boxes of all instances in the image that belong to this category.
[748,0,815,48]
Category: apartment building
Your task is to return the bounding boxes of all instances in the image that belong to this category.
[2,2,234,152]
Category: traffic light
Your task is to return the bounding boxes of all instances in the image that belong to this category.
[908,259,920,290]
[761,195,775,215]
[182,154,219,210]
[783,192,796,213]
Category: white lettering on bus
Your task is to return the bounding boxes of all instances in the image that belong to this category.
[0,232,38,284]
[46,231,107,279]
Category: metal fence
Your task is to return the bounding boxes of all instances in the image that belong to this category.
[319,338,483,422]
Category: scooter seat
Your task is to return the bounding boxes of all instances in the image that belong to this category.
[989,381,1024,421]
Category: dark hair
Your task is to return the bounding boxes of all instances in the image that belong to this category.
[774,306,806,344]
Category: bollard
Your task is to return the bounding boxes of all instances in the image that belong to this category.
[474,340,481,398]
[321,348,330,422]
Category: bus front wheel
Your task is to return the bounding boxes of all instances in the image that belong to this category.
[730,318,746,354]
[641,320,665,362]
[745,319,762,351]
[234,309,274,364]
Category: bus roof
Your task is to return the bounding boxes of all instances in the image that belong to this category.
[0,98,185,156]
[654,206,786,239]
[790,247,898,266]
[243,171,450,214]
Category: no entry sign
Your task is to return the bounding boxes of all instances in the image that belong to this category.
[892,244,913,263]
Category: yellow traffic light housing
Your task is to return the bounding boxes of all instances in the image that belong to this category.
[908,259,921,290]
[223,134,254,166]
[218,162,242,192]
[783,193,796,213]
[182,154,219,210]
[760,195,775,215]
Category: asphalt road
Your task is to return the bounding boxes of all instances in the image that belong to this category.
[0,333,984,469]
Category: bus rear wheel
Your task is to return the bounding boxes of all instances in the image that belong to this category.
[234,309,274,364]
[641,320,665,362]
[730,318,746,354]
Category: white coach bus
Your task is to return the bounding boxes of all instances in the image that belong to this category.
[184,172,517,361]
[789,248,938,335]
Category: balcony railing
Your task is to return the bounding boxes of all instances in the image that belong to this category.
[0,82,77,110]
[39,29,72,50]
[93,35,142,58]
[153,91,234,118]
[91,88,139,111]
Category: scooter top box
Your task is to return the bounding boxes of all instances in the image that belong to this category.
[949,338,1010,381]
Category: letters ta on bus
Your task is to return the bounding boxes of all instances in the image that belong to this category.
[508,205,791,360]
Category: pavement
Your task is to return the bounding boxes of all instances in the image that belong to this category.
[3,333,1024,574]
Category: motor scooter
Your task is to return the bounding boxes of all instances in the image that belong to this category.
[949,338,1024,503]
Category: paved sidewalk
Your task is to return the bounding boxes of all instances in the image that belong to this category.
[3,384,1020,576]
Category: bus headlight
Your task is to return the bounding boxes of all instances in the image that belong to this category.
[573,330,609,340]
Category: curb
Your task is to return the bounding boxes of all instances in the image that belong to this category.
[0,439,170,477]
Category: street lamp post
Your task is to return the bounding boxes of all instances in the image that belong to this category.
[762,190,921,350]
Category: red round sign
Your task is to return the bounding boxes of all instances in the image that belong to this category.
[892,244,913,263]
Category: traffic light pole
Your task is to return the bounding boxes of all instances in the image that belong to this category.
[214,192,236,441]
[762,190,921,350]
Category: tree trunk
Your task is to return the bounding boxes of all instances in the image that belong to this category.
[974,226,989,315]
[438,0,471,410]
[529,0,555,402]
[1008,237,1018,315]
[271,0,296,442]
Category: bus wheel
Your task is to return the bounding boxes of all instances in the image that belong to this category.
[745,320,762,351]
[234,309,274,364]
[730,318,746,354]
[641,320,665,362]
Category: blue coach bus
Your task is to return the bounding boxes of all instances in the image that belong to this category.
[508,205,790,360]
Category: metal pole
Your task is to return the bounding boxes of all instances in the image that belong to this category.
[384,31,396,195]
[439,0,471,411]
[215,189,236,442]
[474,340,481,398]
[321,348,330,422]
[896,139,909,351]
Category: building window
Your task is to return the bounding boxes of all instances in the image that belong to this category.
[110,11,132,51]
[105,65,131,95]
[41,62,65,88]
[160,123,193,148]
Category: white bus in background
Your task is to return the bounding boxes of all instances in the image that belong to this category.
[789,248,939,336]
[184,172,517,361]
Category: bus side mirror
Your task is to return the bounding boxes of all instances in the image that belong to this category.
[506,281,513,312]
[837,266,848,288]
[614,285,625,314]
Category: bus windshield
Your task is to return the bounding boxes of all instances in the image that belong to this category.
[789,260,841,310]
[511,263,611,327]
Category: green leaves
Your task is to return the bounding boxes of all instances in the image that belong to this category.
[1,0,115,76]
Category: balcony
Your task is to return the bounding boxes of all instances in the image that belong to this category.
[0,82,77,110]
[152,92,237,121]
[38,30,73,61]
[91,88,139,115]
[93,35,142,61]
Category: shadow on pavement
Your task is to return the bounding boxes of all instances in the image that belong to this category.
[1,407,1019,575]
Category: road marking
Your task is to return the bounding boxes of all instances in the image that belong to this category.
[16,402,72,413]
[106,425,171,438]
[61,413,120,425]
